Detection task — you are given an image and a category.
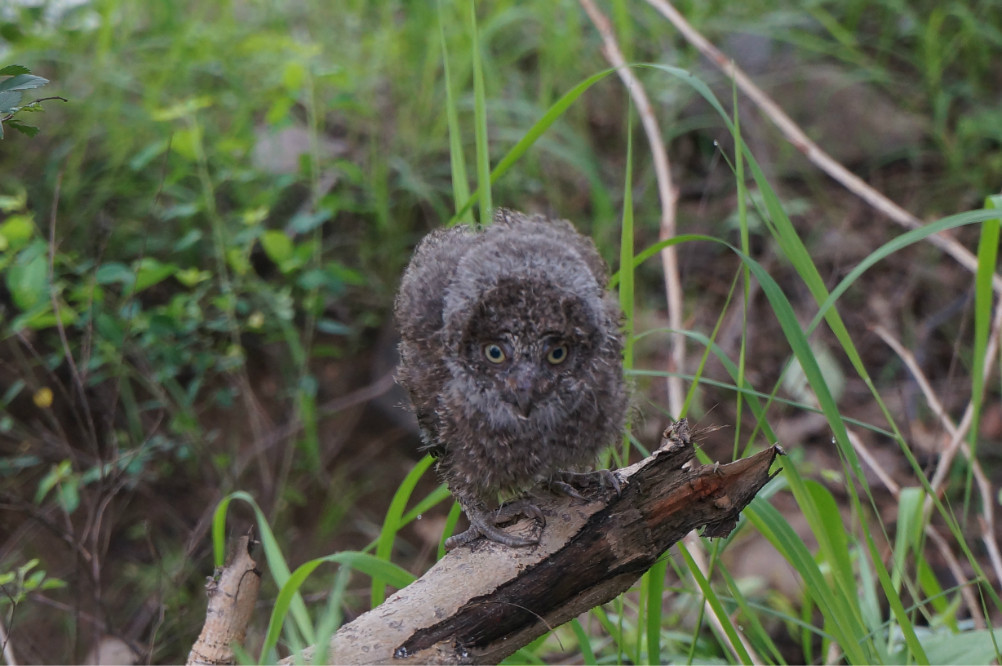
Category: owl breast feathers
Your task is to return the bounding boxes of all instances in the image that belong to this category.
[394,209,628,508]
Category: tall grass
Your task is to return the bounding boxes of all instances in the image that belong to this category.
[2,1,1000,663]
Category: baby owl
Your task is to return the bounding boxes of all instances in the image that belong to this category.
[394,209,628,549]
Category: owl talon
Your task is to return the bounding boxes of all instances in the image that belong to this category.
[495,498,545,526]
[552,469,621,497]
[547,480,587,501]
[444,501,544,550]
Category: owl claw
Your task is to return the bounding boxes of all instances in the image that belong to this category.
[551,469,622,498]
[547,479,587,501]
[445,500,544,550]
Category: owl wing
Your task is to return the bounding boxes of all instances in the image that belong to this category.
[394,226,477,451]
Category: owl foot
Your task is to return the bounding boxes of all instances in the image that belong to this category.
[445,499,545,550]
[549,469,622,500]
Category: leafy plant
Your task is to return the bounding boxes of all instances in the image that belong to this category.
[0,64,61,139]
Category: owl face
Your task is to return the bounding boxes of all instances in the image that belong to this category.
[472,333,571,416]
[448,277,599,430]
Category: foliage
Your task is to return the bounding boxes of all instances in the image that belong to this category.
[0,64,56,138]
[1,0,1000,663]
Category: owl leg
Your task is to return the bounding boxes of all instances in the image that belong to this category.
[549,469,622,499]
[445,499,544,550]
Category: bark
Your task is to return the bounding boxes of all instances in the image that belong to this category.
[187,534,261,666]
[294,419,781,664]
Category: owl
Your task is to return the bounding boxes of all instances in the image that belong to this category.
[394,209,628,549]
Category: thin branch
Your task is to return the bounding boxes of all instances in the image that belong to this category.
[873,323,1002,597]
[46,171,101,456]
[0,616,16,666]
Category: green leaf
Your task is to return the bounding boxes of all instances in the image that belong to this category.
[0,65,30,76]
[451,68,615,224]
[6,241,49,311]
[6,119,39,137]
[212,492,315,645]
[0,189,27,213]
[134,257,178,292]
[0,89,23,113]
[287,209,332,234]
[281,60,306,92]
[151,95,213,122]
[96,312,126,347]
[316,318,351,335]
[35,460,72,505]
[970,195,1001,457]
[260,230,293,265]
[0,73,48,93]
[438,0,471,223]
[261,551,416,659]
[9,304,75,332]
[469,0,491,221]
[175,267,211,287]
[57,481,80,513]
[372,454,435,607]
[1,379,26,407]
[0,213,36,251]
[95,262,136,288]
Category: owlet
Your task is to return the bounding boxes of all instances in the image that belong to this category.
[394,209,628,548]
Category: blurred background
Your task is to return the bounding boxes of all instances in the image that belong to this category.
[1,0,1000,663]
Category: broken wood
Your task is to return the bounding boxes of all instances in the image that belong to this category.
[188,533,261,666]
[290,419,781,664]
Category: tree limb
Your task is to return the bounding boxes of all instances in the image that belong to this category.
[294,420,781,665]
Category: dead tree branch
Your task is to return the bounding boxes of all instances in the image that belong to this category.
[288,421,779,665]
[187,534,261,666]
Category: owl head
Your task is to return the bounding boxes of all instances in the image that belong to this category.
[439,218,620,433]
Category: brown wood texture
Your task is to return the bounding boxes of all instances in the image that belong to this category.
[188,534,261,666]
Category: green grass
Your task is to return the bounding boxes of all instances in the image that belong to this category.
[2,0,1001,663]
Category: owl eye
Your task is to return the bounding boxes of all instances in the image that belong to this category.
[483,343,507,364]
[546,343,569,365]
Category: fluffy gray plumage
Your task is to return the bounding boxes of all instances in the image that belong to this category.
[394,209,628,548]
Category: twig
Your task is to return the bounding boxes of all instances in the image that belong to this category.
[846,428,899,495]
[873,323,1002,598]
[577,0,684,418]
[0,616,16,666]
[46,172,101,456]
[643,0,1002,294]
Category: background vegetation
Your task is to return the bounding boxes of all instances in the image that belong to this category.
[1,0,1001,663]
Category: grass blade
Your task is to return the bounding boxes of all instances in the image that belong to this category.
[469,0,491,221]
[438,0,472,224]
[372,454,435,607]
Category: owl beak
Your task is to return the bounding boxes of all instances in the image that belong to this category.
[506,370,535,417]
[514,389,533,416]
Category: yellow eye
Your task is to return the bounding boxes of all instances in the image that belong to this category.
[546,344,569,365]
[483,343,507,364]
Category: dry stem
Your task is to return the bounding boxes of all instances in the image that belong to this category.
[644,0,1002,294]
[577,0,684,418]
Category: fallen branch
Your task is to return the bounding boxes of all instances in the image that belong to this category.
[187,534,261,666]
[287,420,779,664]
